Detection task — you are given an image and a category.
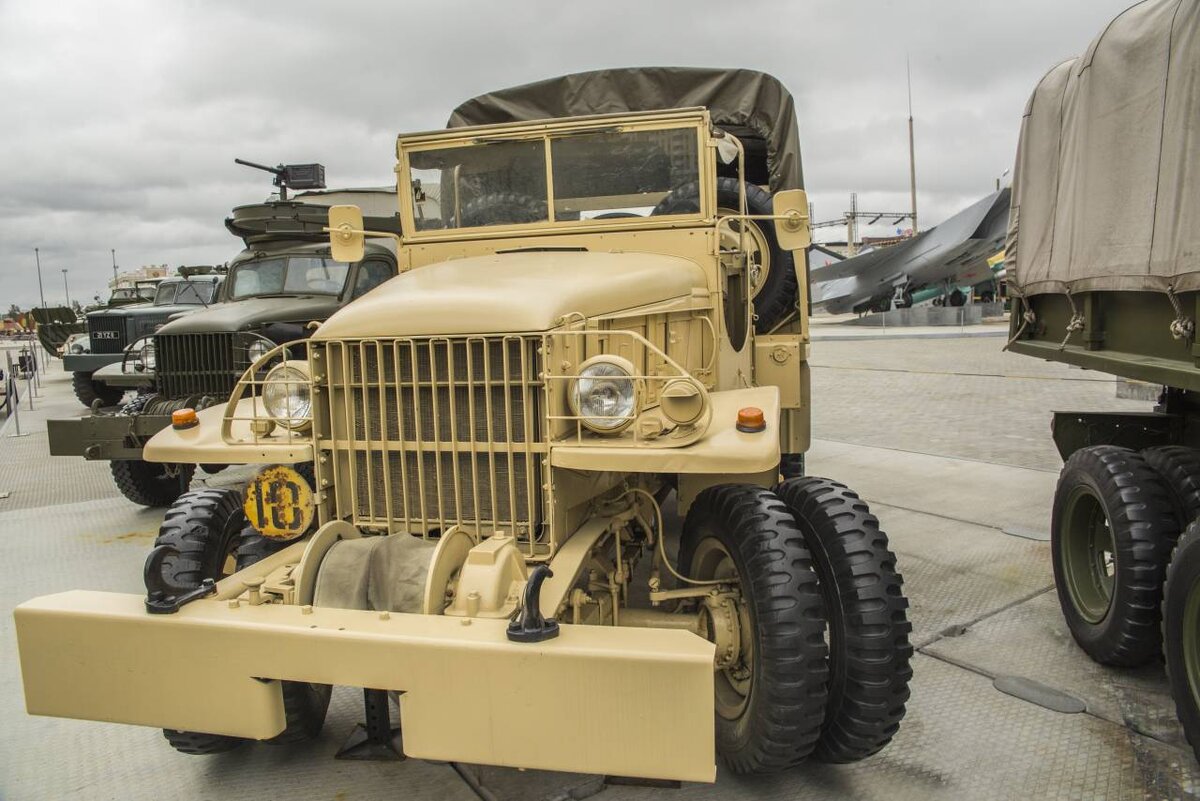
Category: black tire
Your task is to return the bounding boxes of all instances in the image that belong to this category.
[775,477,913,763]
[653,178,798,333]
[72,371,123,408]
[1143,446,1200,528]
[1051,446,1178,666]
[111,460,196,507]
[780,453,805,480]
[1163,521,1200,764]
[679,485,828,773]
[154,491,330,754]
[948,289,966,307]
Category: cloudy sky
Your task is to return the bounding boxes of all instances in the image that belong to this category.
[0,0,1134,308]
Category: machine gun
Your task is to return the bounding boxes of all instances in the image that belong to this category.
[234,158,326,200]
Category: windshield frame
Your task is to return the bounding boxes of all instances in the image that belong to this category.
[153,280,217,306]
[227,256,353,301]
[396,109,714,242]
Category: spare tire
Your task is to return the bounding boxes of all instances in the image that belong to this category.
[652,178,798,333]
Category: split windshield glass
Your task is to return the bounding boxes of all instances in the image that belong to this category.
[229,257,350,299]
[407,125,701,231]
[154,281,218,306]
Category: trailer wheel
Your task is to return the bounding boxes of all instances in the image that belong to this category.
[775,477,913,763]
[1143,446,1200,526]
[71,371,124,408]
[679,485,829,773]
[1163,521,1200,763]
[111,460,195,507]
[152,490,332,754]
[1052,446,1177,666]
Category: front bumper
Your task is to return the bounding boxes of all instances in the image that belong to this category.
[47,413,172,459]
[93,360,155,389]
[15,591,716,782]
[62,353,123,374]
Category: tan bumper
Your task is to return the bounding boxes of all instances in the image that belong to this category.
[15,591,716,782]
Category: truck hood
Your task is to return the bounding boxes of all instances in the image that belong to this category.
[155,296,343,335]
[315,251,705,339]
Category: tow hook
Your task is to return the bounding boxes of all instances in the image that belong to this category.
[506,564,560,643]
[142,544,217,614]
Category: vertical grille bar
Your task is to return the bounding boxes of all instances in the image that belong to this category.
[324,336,544,538]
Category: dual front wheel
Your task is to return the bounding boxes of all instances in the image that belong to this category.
[150,488,330,755]
[681,479,912,772]
[1052,444,1200,760]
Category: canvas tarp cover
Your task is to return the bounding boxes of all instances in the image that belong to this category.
[447,67,803,193]
[1008,0,1200,296]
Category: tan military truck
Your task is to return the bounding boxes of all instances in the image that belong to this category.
[15,68,912,782]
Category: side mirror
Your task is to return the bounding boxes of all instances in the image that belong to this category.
[772,189,811,252]
[328,205,365,264]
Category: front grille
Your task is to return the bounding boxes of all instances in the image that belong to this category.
[322,337,546,541]
[156,333,241,399]
[87,315,128,354]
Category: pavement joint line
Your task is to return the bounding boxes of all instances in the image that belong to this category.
[810,364,1119,383]
[866,497,1046,539]
[451,763,499,801]
[915,584,1055,650]
[811,436,1062,474]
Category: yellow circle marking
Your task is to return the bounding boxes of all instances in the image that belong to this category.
[244,464,314,541]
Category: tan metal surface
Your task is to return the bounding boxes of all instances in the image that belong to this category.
[144,399,312,464]
[15,589,716,782]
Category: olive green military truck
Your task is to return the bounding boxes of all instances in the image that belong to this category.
[15,68,912,783]
[46,196,399,506]
[63,268,225,408]
[1005,0,1200,762]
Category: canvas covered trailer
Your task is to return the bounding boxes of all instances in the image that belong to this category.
[1005,0,1200,765]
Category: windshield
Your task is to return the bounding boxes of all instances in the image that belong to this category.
[154,281,217,306]
[228,257,350,300]
[407,125,701,231]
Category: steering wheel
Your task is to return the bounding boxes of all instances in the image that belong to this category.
[459,192,545,227]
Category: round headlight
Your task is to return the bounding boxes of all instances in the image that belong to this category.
[139,341,156,371]
[569,356,638,433]
[262,364,312,430]
[70,343,85,355]
[247,338,272,365]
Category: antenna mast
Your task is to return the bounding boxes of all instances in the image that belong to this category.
[907,57,918,234]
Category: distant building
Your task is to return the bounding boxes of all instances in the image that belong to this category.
[109,265,169,291]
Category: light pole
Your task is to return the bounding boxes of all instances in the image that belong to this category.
[61,269,70,308]
[111,249,118,286]
[33,248,45,308]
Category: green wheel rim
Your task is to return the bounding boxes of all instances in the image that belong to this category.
[1060,486,1116,624]
[1184,580,1200,712]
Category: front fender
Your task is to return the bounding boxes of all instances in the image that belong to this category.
[549,386,780,474]
[144,398,312,465]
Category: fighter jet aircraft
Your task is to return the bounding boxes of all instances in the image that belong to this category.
[811,188,1010,314]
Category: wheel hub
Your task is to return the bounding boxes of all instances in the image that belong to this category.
[1061,488,1117,623]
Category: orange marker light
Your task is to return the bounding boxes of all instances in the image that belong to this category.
[171,408,199,430]
[736,406,766,433]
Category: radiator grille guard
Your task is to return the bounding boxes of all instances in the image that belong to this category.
[321,336,548,546]
[156,332,271,400]
[223,327,712,559]
[86,315,129,355]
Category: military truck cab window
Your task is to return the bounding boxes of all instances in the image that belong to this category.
[153,282,216,306]
[349,261,392,300]
[551,127,699,219]
[410,140,549,230]
[229,257,351,299]
[403,121,706,234]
